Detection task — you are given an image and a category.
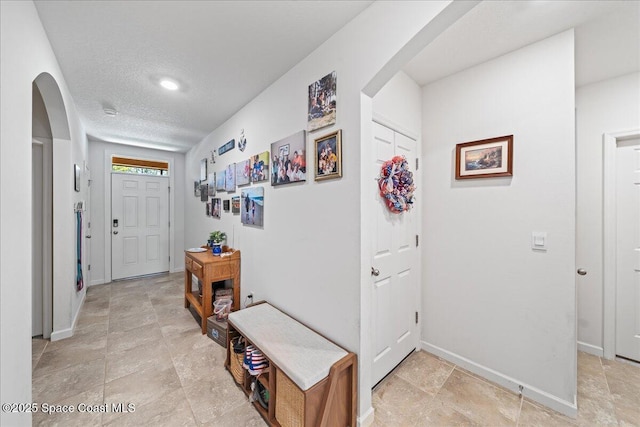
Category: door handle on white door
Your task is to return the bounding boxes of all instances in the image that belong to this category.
[113,231,118,235]
[85,235,91,238]
[577,268,587,276]
[371,267,380,276]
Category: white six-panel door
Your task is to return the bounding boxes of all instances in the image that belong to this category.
[111,173,169,280]
[615,139,640,362]
[371,122,419,385]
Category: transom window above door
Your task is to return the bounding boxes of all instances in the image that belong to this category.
[111,156,169,176]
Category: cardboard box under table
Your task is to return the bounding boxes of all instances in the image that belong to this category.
[207,316,228,348]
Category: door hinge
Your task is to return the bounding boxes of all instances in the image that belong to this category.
[416,235,419,247]
[415,311,419,324]
[88,221,91,229]
[415,158,419,170]
[88,264,91,271]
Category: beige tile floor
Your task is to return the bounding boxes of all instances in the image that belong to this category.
[32,273,639,426]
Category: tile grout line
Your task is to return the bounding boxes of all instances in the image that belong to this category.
[598,355,624,427]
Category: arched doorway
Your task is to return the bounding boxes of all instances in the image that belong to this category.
[32,72,72,340]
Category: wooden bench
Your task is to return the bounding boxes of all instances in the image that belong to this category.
[226,301,357,427]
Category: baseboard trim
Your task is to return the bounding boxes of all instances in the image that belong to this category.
[421,341,577,418]
[50,328,72,341]
[170,267,184,273]
[89,279,105,286]
[577,341,604,358]
[358,406,375,427]
[50,290,85,342]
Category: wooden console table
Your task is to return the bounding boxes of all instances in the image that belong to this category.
[184,248,241,334]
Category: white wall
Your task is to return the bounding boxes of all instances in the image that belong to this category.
[88,139,186,284]
[372,71,422,139]
[1,1,89,424]
[421,30,577,415]
[576,72,640,354]
[182,2,467,422]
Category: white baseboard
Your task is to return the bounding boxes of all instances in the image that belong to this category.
[170,267,185,273]
[358,406,375,427]
[50,290,85,341]
[90,278,105,286]
[577,341,604,358]
[421,341,577,419]
[50,328,73,341]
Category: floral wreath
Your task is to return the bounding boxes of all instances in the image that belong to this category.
[378,155,415,213]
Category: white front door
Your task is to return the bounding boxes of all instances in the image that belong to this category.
[371,122,419,385]
[111,173,169,280]
[615,138,640,362]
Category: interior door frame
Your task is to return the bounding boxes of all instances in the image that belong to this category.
[370,112,422,359]
[603,128,640,360]
[103,149,175,284]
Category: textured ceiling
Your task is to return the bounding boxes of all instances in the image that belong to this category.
[404,0,640,87]
[35,1,638,153]
[34,1,373,152]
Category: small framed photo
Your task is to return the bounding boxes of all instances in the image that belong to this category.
[211,198,221,219]
[74,164,81,192]
[455,135,513,180]
[314,129,342,181]
[200,158,208,182]
[200,184,208,201]
[232,196,240,214]
[223,199,230,212]
[225,163,236,192]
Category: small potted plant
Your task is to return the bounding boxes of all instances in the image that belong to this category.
[209,231,226,256]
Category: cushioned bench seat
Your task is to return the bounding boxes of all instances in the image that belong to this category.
[228,302,348,391]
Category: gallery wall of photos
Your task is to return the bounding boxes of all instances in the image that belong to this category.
[194,71,343,228]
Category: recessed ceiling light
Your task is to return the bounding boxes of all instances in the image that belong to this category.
[160,79,179,91]
[103,107,118,117]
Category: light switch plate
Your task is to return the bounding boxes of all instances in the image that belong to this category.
[532,232,547,251]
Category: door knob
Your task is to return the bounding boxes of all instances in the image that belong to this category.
[113,231,118,235]
[577,268,587,276]
[85,235,91,239]
[371,267,380,277]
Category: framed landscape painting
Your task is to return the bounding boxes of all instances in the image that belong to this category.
[455,135,513,179]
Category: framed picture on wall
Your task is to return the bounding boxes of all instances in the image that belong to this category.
[314,129,342,181]
[455,135,513,179]
[225,163,236,192]
[74,164,81,192]
[236,159,250,186]
[216,171,226,191]
[308,71,336,132]
[270,130,306,186]
[211,198,221,219]
[241,187,264,226]
[194,181,201,197]
[200,184,209,201]
[208,172,216,196]
[232,196,240,214]
[200,158,208,182]
[250,151,269,183]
